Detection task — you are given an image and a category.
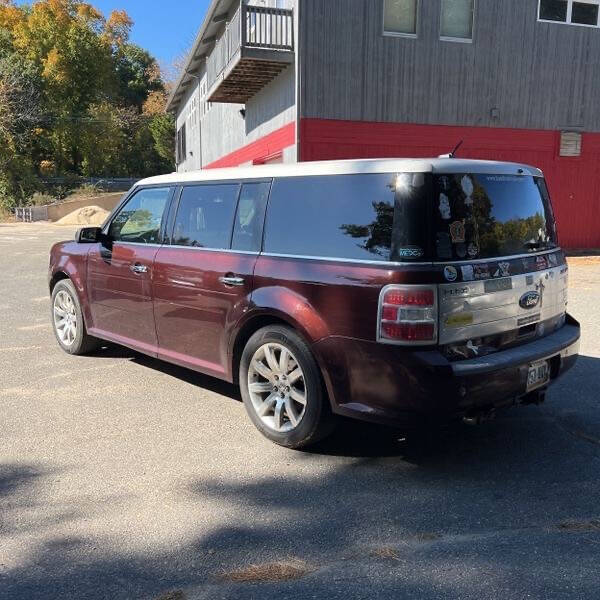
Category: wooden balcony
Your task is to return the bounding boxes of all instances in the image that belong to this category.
[207,4,294,104]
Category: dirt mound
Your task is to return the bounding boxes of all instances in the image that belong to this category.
[56,205,109,226]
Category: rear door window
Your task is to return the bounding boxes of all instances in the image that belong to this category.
[231,182,270,252]
[173,184,239,249]
[264,174,429,262]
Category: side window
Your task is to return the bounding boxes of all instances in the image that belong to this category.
[440,0,474,41]
[172,184,239,249]
[231,182,270,252]
[264,174,401,262]
[108,187,171,244]
[383,0,418,36]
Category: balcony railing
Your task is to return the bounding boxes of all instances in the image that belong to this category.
[207,4,294,104]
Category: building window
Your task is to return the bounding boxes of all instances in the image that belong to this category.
[176,123,187,165]
[441,0,475,41]
[538,0,600,27]
[383,0,418,37]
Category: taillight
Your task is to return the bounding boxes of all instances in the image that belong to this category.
[377,285,438,345]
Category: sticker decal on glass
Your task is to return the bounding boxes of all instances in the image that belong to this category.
[449,220,466,244]
[439,194,451,220]
[461,265,475,281]
[461,175,474,206]
[455,243,467,259]
[474,264,491,280]
[396,247,425,259]
[436,233,453,259]
[467,242,479,258]
[444,266,458,282]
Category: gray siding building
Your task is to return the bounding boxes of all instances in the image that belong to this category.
[167,0,600,248]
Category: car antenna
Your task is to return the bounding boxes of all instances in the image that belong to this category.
[438,140,464,159]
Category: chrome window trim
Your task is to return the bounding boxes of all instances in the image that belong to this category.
[166,244,260,256]
[260,252,424,267]
[432,248,561,265]
[260,248,561,267]
[115,242,164,248]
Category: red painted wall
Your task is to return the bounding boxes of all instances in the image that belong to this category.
[300,119,600,249]
[205,122,295,169]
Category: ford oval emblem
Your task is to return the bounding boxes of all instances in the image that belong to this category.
[520,291,541,310]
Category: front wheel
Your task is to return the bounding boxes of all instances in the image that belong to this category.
[51,279,100,355]
[239,326,335,449]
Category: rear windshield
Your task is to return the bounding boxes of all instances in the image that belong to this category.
[263,172,558,263]
[433,173,558,261]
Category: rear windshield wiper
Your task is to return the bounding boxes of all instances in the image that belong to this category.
[524,241,551,251]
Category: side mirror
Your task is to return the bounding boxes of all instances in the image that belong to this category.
[75,227,102,244]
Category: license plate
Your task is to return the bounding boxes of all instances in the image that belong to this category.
[527,360,550,392]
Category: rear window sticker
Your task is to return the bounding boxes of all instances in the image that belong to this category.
[396,247,425,259]
[461,265,475,281]
[437,232,453,259]
[461,175,474,205]
[536,255,549,270]
[444,266,458,282]
[474,264,491,280]
[467,242,479,258]
[449,220,466,244]
[492,261,511,278]
[439,194,451,220]
[455,242,467,259]
[548,253,558,267]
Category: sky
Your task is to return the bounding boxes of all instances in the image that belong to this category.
[17,0,212,66]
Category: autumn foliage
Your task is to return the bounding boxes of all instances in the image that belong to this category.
[0,0,174,208]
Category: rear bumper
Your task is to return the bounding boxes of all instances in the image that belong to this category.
[314,315,580,426]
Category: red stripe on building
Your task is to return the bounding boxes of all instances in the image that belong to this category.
[205,122,295,169]
[300,118,600,249]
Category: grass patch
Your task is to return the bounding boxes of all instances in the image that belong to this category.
[219,559,312,583]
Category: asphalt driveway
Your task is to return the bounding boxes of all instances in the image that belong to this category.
[1,223,599,600]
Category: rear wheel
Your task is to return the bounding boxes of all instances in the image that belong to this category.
[240,325,335,449]
[51,279,100,355]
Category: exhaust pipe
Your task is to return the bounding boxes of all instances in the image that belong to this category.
[463,408,496,426]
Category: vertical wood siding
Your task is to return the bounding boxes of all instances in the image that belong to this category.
[300,0,600,131]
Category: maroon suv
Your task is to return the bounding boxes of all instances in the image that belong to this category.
[49,159,580,448]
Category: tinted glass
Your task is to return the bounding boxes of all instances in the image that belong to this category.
[433,174,558,261]
[384,0,418,34]
[109,187,171,244]
[264,174,429,262]
[539,0,568,21]
[572,2,599,24]
[232,182,270,252]
[173,184,239,249]
[441,0,474,38]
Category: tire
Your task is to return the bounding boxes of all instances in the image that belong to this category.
[51,279,100,355]
[239,325,335,449]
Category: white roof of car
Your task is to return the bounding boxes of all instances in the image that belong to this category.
[136,158,543,187]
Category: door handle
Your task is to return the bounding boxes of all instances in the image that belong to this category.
[219,275,245,287]
[130,263,148,274]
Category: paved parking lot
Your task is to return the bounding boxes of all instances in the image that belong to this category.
[1,222,599,600]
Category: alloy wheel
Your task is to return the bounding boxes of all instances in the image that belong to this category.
[247,342,307,433]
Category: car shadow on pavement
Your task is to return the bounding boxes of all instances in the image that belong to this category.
[89,342,242,403]
[2,357,596,600]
